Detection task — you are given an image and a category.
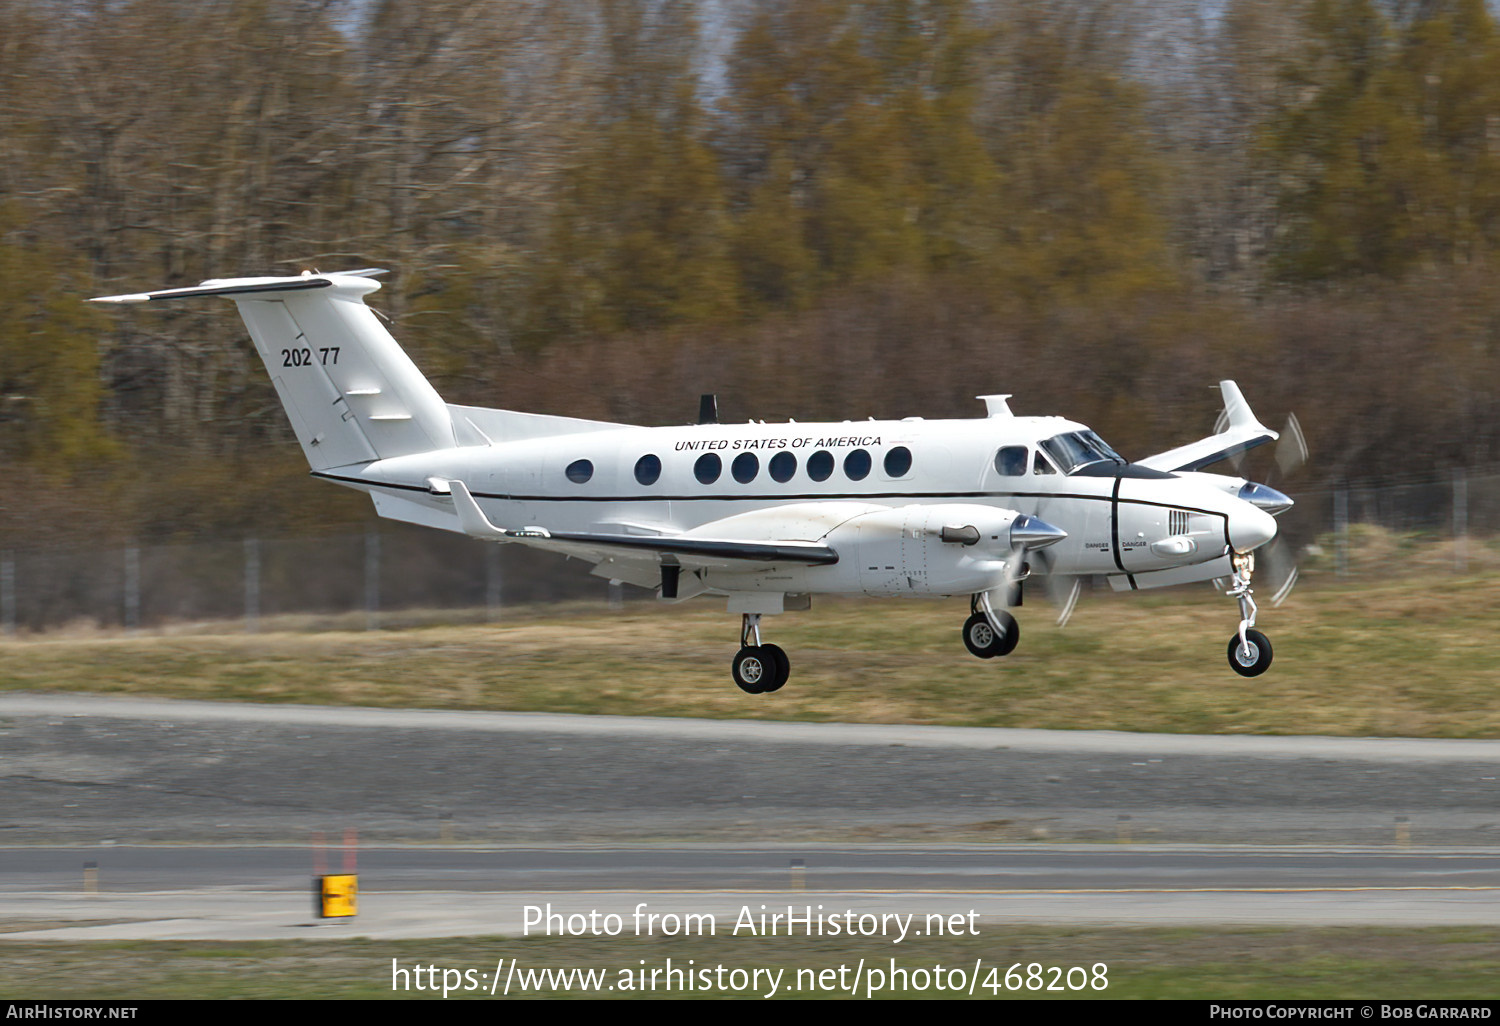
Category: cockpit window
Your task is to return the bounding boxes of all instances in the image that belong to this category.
[1038,431,1125,475]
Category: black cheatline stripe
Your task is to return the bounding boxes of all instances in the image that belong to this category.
[311,470,1230,516]
[145,279,334,301]
[1110,475,1128,577]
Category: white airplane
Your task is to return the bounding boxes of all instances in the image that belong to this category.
[93,269,1296,692]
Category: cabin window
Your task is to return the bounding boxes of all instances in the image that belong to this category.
[883,446,913,478]
[994,446,1027,476]
[732,452,759,483]
[694,452,722,484]
[807,450,834,482]
[844,448,872,481]
[634,454,661,486]
[565,459,593,484]
[769,451,796,483]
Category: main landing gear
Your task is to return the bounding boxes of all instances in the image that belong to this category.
[1226,553,1273,677]
[962,592,1019,659]
[732,613,790,694]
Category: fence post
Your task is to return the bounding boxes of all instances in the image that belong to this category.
[1333,486,1349,577]
[244,538,261,633]
[364,528,380,631]
[486,544,502,623]
[124,545,140,633]
[1,554,14,637]
[1453,468,1468,575]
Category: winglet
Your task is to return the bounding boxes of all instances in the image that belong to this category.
[449,481,509,540]
[1136,380,1280,473]
[1218,380,1265,433]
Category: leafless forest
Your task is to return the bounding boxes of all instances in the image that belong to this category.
[3,0,1499,548]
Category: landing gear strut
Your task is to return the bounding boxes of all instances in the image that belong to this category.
[963,592,1019,659]
[1226,553,1273,677]
[732,613,790,694]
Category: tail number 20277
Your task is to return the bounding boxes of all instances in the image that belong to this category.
[281,347,340,368]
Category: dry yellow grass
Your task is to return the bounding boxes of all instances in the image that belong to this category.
[2,540,1498,736]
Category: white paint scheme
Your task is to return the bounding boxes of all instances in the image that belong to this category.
[93,271,1292,682]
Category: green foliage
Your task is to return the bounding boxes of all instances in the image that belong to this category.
[1267,0,1500,281]
[988,18,1178,309]
[0,204,115,473]
[722,0,1001,307]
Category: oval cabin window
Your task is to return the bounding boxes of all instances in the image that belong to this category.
[732,452,759,483]
[769,451,796,483]
[634,454,661,486]
[883,446,913,477]
[694,452,722,484]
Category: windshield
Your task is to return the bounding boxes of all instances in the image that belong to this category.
[1038,431,1126,474]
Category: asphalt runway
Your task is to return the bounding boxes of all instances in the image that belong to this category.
[2,694,1498,938]
[5,844,1500,893]
[2,693,1499,846]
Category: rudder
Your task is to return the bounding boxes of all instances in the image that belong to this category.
[94,271,455,471]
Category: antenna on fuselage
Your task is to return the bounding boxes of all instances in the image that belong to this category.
[698,394,719,425]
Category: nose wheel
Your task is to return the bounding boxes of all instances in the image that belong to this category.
[1227,628,1272,676]
[732,614,790,693]
[963,593,1019,659]
[1226,553,1273,677]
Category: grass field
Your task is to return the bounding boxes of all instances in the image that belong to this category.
[2,532,1498,737]
[4,927,1500,999]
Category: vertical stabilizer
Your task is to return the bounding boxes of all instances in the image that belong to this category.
[93,272,456,471]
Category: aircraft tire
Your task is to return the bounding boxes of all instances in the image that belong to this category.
[732,646,772,693]
[1227,628,1273,677]
[759,643,790,692]
[963,611,1019,659]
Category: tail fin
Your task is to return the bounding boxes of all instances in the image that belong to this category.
[92,271,454,471]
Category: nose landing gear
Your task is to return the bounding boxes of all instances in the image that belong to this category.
[732,613,790,694]
[962,592,1019,659]
[1226,553,1273,676]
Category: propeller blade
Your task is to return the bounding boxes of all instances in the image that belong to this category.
[1033,547,1083,627]
[1277,413,1308,476]
[1054,577,1082,627]
[1260,535,1300,607]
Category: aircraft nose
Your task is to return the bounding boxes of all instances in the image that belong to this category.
[1238,481,1294,516]
[1229,502,1277,553]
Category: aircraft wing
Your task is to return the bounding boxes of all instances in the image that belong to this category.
[447,481,840,569]
[1136,380,1279,473]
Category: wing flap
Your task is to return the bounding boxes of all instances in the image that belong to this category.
[448,481,838,567]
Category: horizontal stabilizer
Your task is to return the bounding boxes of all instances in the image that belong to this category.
[90,270,388,305]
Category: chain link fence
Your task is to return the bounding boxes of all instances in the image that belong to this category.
[2,469,1496,635]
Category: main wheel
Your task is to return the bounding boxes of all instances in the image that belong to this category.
[963,611,1019,659]
[759,643,790,693]
[1227,628,1273,677]
[732,646,772,693]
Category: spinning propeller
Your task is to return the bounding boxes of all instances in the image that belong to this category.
[1217,408,1307,607]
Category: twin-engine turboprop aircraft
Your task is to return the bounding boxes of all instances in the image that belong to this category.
[93,269,1295,692]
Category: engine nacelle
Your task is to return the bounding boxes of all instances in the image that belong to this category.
[695,502,1064,597]
[827,503,1035,596]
